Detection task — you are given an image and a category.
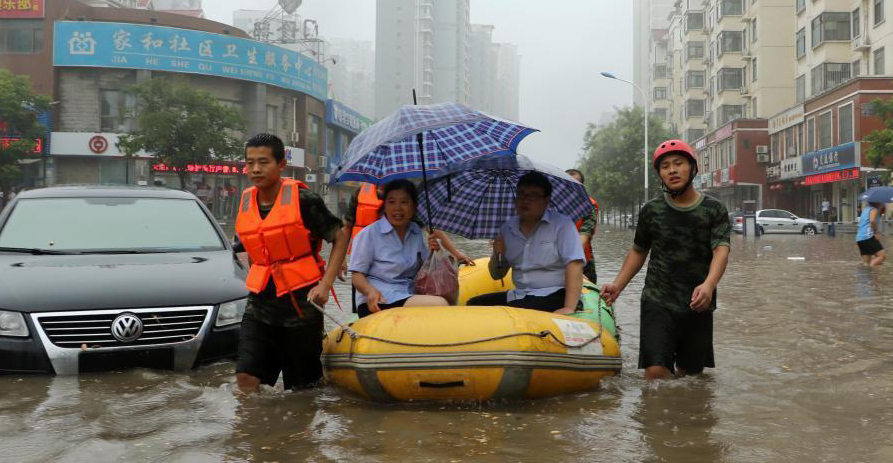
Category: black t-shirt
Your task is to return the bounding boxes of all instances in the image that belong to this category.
[234,188,342,327]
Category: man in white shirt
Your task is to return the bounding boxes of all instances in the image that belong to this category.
[466,172,585,314]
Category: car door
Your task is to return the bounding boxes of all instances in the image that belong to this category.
[757,210,778,233]
[779,211,800,233]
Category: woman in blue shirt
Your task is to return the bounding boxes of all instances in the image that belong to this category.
[350,180,449,317]
[856,202,886,267]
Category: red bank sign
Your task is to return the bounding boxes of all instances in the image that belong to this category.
[0,0,44,18]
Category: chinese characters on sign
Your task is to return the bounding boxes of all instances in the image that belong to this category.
[152,163,248,175]
[801,168,860,186]
[0,138,43,154]
[326,100,373,134]
[0,0,43,18]
[53,21,327,101]
[800,142,858,176]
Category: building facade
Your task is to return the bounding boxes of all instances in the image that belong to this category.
[324,99,373,217]
[634,0,675,107]
[374,0,471,119]
[0,0,329,222]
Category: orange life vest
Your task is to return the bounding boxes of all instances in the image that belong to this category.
[348,182,383,252]
[575,196,599,262]
[235,179,325,296]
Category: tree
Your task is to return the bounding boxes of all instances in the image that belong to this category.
[118,77,246,190]
[577,106,679,212]
[0,69,50,209]
[864,97,893,168]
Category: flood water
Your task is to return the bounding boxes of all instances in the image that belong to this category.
[2,227,893,462]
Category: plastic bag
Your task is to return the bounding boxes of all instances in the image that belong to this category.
[413,249,459,305]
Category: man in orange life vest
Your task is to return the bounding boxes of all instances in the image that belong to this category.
[233,134,347,392]
[565,169,599,283]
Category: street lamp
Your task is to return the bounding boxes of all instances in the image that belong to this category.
[601,71,649,205]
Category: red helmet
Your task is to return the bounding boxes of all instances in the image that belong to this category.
[652,139,697,170]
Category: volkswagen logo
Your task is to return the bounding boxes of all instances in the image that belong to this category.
[111,313,143,343]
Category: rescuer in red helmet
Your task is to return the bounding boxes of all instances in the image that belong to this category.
[601,139,731,381]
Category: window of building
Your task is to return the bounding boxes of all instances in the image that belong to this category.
[686,12,705,30]
[686,70,706,89]
[752,18,758,42]
[653,64,667,79]
[686,128,706,142]
[853,8,861,38]
[817,111,833,149]
[719,68,744,91]
[806,117,815,152]
[719,31,744,54]
[265,105,278,133]
[771,133,781,162]
[326,127,336,156]
[653,87,668,100]
[752,58,758,82]
[874,47,885,75]
[796,28,806,59]
[0,20,43,53]
[686,41,705,60]
[853,59,862,76]
[686,99,706,118]
[100,90,134,133]
[796,0,805,14]
[720,104,744,124]
[875,0,885,25]
[811,12,852,48]
[796,74,806,103]
[784,126,797,157]
[811,62,851,94]
[752,97,758,118]
[306,114,322,155]
[838,103,854,144]
[720,0,743,17]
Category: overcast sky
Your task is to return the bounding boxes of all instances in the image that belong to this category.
[204,0,634,169]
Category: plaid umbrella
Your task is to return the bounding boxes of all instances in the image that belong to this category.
[331,103,537,185]
[416,155,594,239]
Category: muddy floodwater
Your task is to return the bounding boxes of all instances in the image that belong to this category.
[2,227,893,462]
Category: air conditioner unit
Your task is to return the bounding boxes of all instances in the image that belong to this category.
[852,35,871,51]
[756,153,770,163]
[756,145,768,154]
[290,131,300,144]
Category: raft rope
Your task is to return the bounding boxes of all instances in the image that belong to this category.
[308,302,603,351]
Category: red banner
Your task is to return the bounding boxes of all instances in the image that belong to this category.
[153,163,247,175]
[801,168,860,186]
[0,0,44,18]
[0,137,42,154]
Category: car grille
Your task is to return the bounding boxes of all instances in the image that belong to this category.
[37,308,209,348]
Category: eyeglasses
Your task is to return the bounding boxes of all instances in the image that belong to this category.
[516,193,546,202]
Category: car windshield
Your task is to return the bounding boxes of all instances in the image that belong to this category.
[0,197,224,253]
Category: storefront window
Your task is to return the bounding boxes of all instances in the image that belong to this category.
[326,127,336,157]
[771,133,780,162]
[806,118,815,152]
[784,127,797,157]
[306,114,322,155]
[0,20,43,53]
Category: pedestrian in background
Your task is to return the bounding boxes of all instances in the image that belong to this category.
[822,198,830,222]
[856,202,886,267]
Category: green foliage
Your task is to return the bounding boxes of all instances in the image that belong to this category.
[117,77,246,189]
[577,106,679,208]
[0,69,50,206]
[865,97,893,168]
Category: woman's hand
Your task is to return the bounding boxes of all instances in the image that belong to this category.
[428,235,441,252]
[365,288,387,313]
[455,253,475,266]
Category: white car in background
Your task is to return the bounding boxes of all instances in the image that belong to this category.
[732,209,824,235]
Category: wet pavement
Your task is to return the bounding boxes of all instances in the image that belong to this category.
[2,228,893,462]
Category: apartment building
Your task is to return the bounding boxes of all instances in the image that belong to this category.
[634,0,675,107]
[665,3,709,142]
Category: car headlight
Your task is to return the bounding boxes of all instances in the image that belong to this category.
[0,310,29,337]
[215,298,247,327]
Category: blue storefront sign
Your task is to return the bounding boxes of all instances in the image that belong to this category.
[325,99,372,134]
[800,142,858,176]
[53,21,327,101]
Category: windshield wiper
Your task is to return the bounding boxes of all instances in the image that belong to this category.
[0,246,79,255]
[78,249,162,255]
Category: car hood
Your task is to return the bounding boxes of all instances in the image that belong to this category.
[0,251,248,312]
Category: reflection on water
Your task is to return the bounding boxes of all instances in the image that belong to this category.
[2,228,893,462]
